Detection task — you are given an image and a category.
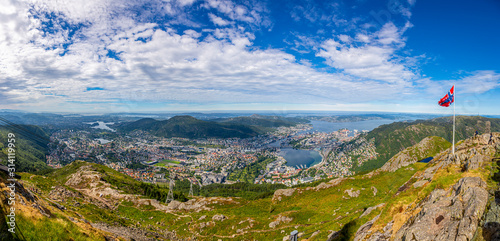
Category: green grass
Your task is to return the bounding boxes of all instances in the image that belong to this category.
[13,211,105,241]
[154,159,181,167]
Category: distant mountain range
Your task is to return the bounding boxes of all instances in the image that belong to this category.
[212,114,309,127]
[118,115,259,138]
[117,115,309,139]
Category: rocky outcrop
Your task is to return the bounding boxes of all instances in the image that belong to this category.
[464,154,489,171]
[269,215,293,228]
[91,222,177,241]
[360,203,385,219]
[212,214,226,221]
[345,188,360,198]
[380,136,449,172]
[483,198,500,241]
[48,185,83,201]
[394,177,488,241]
[354,214,381,241]
[311,177,346,191]
[272,188,295,202]
[412,180,428,188]
[166,197,237,212]
[366,221,393,241]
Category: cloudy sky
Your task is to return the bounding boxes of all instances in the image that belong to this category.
[1,0,499,114]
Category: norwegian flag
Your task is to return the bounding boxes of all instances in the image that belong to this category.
[438,86,454,107]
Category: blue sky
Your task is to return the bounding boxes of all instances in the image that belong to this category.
[0,0,499,114]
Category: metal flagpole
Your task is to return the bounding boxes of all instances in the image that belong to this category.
[453,85,455,155]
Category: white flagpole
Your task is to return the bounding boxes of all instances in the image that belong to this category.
[453,85,455,155]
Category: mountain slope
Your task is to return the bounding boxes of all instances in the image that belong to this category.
[120,115,261,138]
[353,115,500,172]
[212,114,308,128]
[6,133,500,240]
[0,125,49,173]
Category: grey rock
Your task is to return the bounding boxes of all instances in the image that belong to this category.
[269,215,293,228]
[360,203,385,219]
[395,177,488,241]
[212,214,226,222]
[413,180,429,188]
[272,188,295,202]
[371,186,377,196]
[326,231,340,241]
[344,188,360,198]
[464,154,488,171]
[483,192,500,240]
[354,214,380,241]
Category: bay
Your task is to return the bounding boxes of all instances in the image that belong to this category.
[280,148,322,168]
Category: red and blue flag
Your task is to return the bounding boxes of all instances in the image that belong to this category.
[438,85,454,107]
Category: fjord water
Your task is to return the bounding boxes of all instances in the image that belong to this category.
[284,118,398,167]
[280,148,323,168]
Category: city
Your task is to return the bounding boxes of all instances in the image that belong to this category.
[46,120,375,188]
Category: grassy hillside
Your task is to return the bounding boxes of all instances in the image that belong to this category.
[7,133,500,240]
[353,116,500,173]
[0,125,50,173]
[120,115,262,139]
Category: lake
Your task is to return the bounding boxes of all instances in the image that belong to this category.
[280,148,322,168]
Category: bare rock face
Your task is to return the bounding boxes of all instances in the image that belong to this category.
[464,154,488,171]
[366,221,393,241]
[483,195,500,241]
[272,188,295,202]
[394,177,488,241]
[354,214,381,241]
[360,203,385,219]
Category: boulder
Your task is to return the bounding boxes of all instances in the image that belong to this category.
[464,154,488,171]
[272,188,295,202]
[212,214,226,222]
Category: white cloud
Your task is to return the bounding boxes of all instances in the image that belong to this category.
[318,22,414,84]
[203,0,269,27]
[208,13,230,26]
[0,0,496,114]
[177,0,197,7]
[416,71,500,96]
